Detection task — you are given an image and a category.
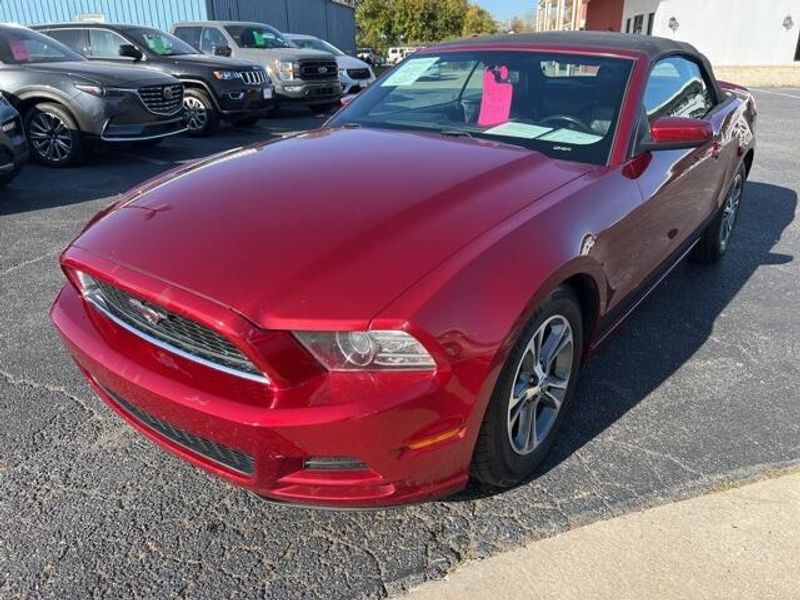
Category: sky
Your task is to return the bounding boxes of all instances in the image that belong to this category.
[474,0,536,22]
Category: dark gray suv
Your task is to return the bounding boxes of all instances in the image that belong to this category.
[0,25,186,167]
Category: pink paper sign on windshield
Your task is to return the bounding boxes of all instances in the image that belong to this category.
[478,65,513,127]
[8,37,30,61]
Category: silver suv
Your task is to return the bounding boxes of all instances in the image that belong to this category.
[172,21,342,113]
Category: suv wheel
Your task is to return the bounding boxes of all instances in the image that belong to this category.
[25,102,84,167]
[183,89,218,137]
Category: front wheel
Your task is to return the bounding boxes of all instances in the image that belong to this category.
[690,164,746,263]
[24,102,84,167]
[471,286,583,488]
[183,89,219,137]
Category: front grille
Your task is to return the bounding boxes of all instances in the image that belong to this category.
[138,84,184,115]
[101,383,255,476]
[86,277,264,380]
[240,69,267,85]
[298,59,338,81]
[346,68,371,80]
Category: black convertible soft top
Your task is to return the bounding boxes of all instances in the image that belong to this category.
[434,31,725,103]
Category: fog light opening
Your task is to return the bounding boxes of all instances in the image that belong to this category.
[303,456,368,471]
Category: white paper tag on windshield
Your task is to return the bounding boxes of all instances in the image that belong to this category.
[485,122,553,139]
[538,129,603,145]
[381,58,439,87]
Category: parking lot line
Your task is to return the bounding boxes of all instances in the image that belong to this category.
[751,88,800,100]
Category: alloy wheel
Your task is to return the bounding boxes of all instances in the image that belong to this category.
[507,315,574,455]
[184,96,208,131]
[28,112,73,164]
[720,172,743,249]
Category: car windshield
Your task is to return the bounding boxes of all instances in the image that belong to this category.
[291,37,344,56]
[0,28,84,64]
[225,25,291,49]
[129,28,198,56]
[329,50,633,165]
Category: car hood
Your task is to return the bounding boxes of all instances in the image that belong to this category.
[161,53,263,71]
[336,54,371,70]
[27,61,175,87]
[73,128,591,329]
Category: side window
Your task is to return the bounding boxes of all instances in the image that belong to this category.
[200,28,228,54]
[643,56,713,122]
[43,29,88,55]
[173,27,201,50]
[89,29,129,59]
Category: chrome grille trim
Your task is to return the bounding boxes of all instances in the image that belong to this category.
[83,278,269,383]
[100,382,255,476]
[240,70,267,85]
[138,84,184,115]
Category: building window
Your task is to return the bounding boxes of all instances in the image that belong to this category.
[633,14,644,34]
[647,13,655,35]
[626,18,631,33]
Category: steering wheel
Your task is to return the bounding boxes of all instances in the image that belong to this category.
[538,114,592,133]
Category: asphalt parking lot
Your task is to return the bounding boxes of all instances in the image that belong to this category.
[1,92,799,599]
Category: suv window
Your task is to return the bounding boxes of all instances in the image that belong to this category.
[0,28,83,64]
[643,56,713,121]
[89,29,129,59]
[173,26,201,50]
[42,29,88,55]
[200,27,228,54]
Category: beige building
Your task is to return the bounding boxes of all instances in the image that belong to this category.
[535,0,589,32]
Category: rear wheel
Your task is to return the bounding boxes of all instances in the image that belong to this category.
[24,102,84,167]
[183,89,218,137]
[690,164,746,263]
[471,286,583,488]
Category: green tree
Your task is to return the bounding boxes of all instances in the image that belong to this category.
[463,4,498,36]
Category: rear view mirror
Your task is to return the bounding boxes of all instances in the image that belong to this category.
[640,116,713,152]
[118,44,143,61]
[212,44,232,57]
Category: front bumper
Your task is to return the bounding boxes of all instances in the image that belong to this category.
[51,282,472,508]
[215,83,276,118]
[75,91,187,142]
[340,74,375,95]
[273,80,342,105]
[0,119,28,178]
[101,115,187,142]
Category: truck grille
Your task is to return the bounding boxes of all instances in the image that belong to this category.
[299,59,338,81]
[240,69,267,85]
[84,276,265,381]
[101,383,255,476]
[347,68,371,80]
[138,84,184,115]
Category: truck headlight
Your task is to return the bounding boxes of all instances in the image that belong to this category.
[269,60,298,81]
[213,70,241,80]
[294,331,435,370]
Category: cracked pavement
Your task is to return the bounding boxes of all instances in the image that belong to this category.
[1,94,799,599]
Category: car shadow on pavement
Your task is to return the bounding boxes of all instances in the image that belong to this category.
[452,180,797,502]
[0,114,319,216]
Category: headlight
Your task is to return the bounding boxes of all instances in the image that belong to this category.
[213,70,241,80]
[269,59,298,81]
[294,330,436,371]
[74,83,131,97]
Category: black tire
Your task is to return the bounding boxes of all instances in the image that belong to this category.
[183,88,219,137]
[690,164,746,264]
[24,102,84,167]
[471,286,583,488]
[232,115,260,127]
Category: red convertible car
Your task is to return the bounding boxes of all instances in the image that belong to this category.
[51,32,756,508]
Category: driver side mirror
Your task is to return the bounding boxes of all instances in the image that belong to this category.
[639,116,713,152]
[118,44,143,61]
[212,44,232,57]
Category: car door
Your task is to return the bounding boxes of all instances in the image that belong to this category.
[633,56,722,258]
